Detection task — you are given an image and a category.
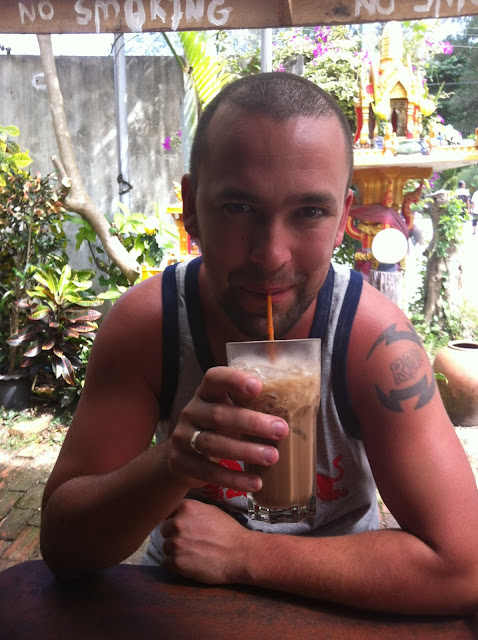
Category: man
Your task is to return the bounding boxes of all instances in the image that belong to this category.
[40,73,478,615]
[471,187,478,235]
[456,179,470,220]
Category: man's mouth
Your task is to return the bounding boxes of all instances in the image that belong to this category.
[236,284,294,303]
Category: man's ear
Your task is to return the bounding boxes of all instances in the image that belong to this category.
[181,173,200,238]
[334,188,354,249]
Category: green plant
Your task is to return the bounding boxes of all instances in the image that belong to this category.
[410,193,475,354]
[73,201,179,302]
[333,232,357,267]
[0,125,32,186]
[0,165,67,375]
[160,30,236,167]
[441,194,467,242]
[7,264,103,406]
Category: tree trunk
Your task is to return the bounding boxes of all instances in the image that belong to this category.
[422,192,462,324]
[37,35,140,284]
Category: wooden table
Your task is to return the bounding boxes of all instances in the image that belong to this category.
[0,560,476,639]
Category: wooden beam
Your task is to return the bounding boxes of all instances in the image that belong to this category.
[2,0,478,35]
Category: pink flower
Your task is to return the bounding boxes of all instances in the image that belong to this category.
[162,136,171,151]
[275,64,286,72]
[442,41,453,55]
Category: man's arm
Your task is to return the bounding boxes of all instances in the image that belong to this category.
[160,284,478,614]
[40,275,288,578]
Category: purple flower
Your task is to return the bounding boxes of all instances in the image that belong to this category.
[442,41,453,55]
[275,64,286,72]
[177,129,181,138]
[436,114,444,123]
[162,136,171,151]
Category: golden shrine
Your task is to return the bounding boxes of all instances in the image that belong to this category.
[348,21,478,282]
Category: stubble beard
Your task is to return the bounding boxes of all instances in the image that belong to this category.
[217,279,318,340]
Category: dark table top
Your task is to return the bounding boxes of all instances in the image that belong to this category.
[0,560,476,639]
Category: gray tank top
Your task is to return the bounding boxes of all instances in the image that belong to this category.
[143,258,378,566]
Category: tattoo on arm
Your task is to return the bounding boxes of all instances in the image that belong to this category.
[367,324,435,412]
[390,348,424,385]
[375,375,436,413]
[367,322,422,360]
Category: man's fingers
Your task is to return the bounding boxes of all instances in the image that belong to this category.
[188,429,279,466]
[181,401,288,442]
[195,366,263,404]
[169,449,263,493]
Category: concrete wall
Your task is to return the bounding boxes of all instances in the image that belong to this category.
[1,55,184,271]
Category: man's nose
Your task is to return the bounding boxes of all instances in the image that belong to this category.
[249,219,292,271]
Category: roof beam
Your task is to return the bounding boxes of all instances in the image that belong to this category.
[2,0,478,35]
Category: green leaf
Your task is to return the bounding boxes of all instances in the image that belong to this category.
[1,125,20,137]
[98,289,122,300]
[29,306,50,320]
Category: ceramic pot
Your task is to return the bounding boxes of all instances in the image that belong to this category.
[0,372,32,411]
[433,340,478,426]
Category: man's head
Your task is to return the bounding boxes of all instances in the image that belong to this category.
[182,73,354,340]
[458,180,466,188]
[189,72,354,194]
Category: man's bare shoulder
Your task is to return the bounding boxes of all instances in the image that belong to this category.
[87,274,165,389]
[101,273,164,338]
[351,279,413,345]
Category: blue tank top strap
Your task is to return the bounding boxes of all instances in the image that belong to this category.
[332,269,363,439]
[184,256,216,373]
[159,262,180,421]
[309,265,334,340]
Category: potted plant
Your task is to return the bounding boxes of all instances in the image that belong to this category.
[0,135,67,408]
[7,264,103,408]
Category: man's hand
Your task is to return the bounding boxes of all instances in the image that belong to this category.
[161,499,251,583]
[166,366,289,494]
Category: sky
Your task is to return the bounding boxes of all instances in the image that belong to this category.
[0,19,463,56]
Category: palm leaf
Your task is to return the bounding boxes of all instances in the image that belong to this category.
[163,31,235,170]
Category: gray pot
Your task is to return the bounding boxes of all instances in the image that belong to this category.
[0,372,32,410]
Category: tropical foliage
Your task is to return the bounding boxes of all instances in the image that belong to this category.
[162,30,235,169]
[426,16,478,139]
[0,161,67,374]
[8,264,103,405]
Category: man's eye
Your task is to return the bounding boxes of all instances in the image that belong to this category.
[295,207,325,219]
[222,203,253,215]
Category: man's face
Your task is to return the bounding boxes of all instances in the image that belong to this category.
[183,107,353,340]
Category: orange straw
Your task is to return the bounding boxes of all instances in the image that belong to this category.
[266,294,274,341]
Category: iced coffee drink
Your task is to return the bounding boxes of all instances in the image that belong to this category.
[226,339,321,524]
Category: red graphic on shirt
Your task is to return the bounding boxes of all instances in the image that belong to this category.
[316,455,349,501]
[204,459,247,502]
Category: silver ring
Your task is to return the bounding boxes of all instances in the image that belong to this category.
[190,429,202,454]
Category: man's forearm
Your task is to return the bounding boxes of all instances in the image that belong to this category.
[238,528,478,615]
[40,443,188,579]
